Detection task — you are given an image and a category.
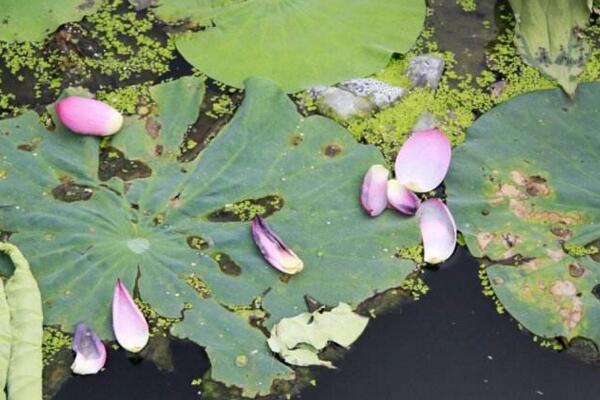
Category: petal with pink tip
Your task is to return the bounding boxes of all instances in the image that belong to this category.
[360,164,389,217]
[251,216,304,274]
[55,96,124,136]
[416,198,457,264]
[112,279,149,353]
[394,129,451,192]
[387,179,420,216]
[71,322,106,375]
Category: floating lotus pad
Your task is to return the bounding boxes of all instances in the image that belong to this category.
[154,0,426,92]
[446,83,600,345]
[0,0,101,42]
[0,76,421,396]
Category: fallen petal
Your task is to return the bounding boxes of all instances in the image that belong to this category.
[360,164,389,217]
[55,96,124,136]
[251,216,304,274]
[387,179,420,215]
[71,322,106,375]
[112,279,149,353]
[417,198,457,264]
[394,129,451,192]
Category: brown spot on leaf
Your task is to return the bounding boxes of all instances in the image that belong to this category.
[476,232,494,252]
[99,146,152,182]
[213,253,241,276]
[145,116,160,139]
[17,137,42,152]
[290,135,303,146]
[323,144,343,157]
[569,263,585,278]
[509,199,583,225]
[501,233,521,248]
[551,225,572,239]
[51,180,93,202]
[546,248,565,262]
[550,280,583,330]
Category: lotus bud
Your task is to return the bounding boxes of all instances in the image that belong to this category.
[416,198,457,264]
[71,322,106,375]
[360,164,389,217]
[394,129,451,193]
[55,96,124,136]
[112,279,149,353]
[251,216,304,274]
[387,179,420,216]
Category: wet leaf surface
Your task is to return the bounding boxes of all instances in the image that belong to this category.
[447,83,600,346]
[0,76,421,396]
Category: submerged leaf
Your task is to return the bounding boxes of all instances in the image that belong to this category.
[267,303,368,368]
[0,77,421,396]
[154,0,426,92]
[446,83,600,345]
[509,0,592,97]
[0,243,43,400]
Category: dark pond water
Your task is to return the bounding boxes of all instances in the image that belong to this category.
[55,248,600,400]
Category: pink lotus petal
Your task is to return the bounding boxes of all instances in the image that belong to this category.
[71,322,106,375]
[360,164,389,217]
[251,216,304,274]
[112,279,149,353]
[394,129,451,192]
[416,198,457,264]
[387,179,420,216]
[55,96,123,136]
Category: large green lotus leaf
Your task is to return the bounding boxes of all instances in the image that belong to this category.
[153,0,426,92]
[0,76,419,396]
[509,0,592,97]
[0,0,101,42]
[446,83,600,345]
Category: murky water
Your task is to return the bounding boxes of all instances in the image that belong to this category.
[54,248,600,399]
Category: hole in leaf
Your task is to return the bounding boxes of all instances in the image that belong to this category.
[187,236,210,251]
[99,146,152,182]
[185,274,212,298]
[592,284,600,301]
[179,84,243,163]
[206,195,284,222]
[212,253,241,276]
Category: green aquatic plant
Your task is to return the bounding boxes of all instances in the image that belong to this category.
[0,76,422,396]
[153,0,426,92]
[447,83,600,348]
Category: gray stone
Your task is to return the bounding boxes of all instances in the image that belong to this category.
[412,112,439,132]
[315,87,374,121]
[338,78,406,108]
[407,55,445,89]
